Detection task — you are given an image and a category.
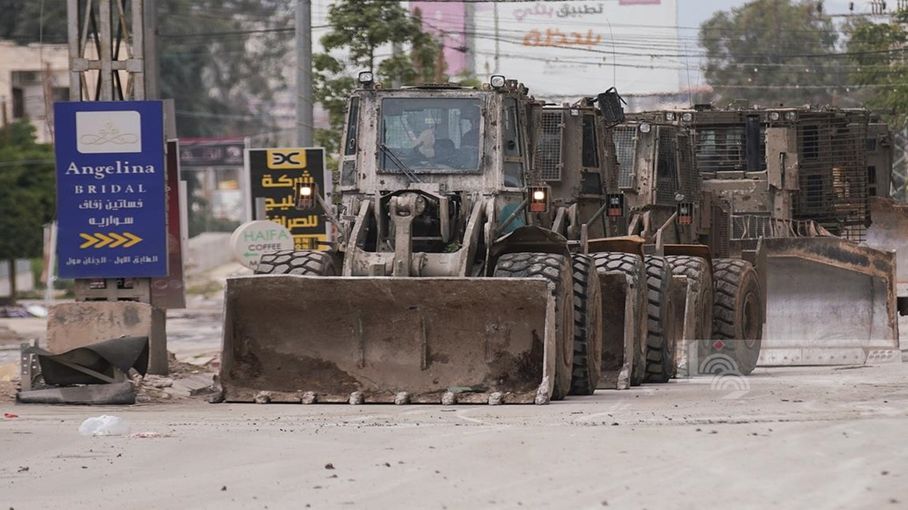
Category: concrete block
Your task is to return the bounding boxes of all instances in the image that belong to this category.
[46,302,167,375]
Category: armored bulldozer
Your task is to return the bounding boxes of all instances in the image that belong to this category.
[608,113,764,376]
[622,106,900,368]
[220,74,611,404]
[520,95,697,387]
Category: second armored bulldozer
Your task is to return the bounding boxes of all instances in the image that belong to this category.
[621,106,900,368]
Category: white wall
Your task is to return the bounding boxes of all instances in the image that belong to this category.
[0,41,69,144]
[0,260,35,296]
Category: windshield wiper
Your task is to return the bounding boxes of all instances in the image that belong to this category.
[379,144,422,183]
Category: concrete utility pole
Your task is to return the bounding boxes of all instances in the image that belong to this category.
[143,0,159,100]
[64,0,169,375]
[296,0,313,147]
[464,1,476,76]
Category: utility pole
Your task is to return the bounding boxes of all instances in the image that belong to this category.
[144,0,159,100]
[493,2,500,74]
[65,0,169,375]
[464,2,476,76]
[296,0,313,147]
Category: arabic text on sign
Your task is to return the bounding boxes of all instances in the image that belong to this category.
[522,28,603,48]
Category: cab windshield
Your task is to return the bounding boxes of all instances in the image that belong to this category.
[380,98,481,173]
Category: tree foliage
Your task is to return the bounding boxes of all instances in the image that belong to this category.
[314,1,441,155]
[0,121,55,261]
[700,0,840,106]
[0,0,68,44]
[0,0,293,138]
[846,10,908,124]
[157,0,293,137]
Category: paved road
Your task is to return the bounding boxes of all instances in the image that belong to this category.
[2,364,907,510]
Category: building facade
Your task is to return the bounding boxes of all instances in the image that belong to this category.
[0,41,70,144]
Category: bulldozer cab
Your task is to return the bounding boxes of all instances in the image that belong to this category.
[659,106,873,244]
[525,99,622,240]
[611,114,711,249]
[333,77,542,277]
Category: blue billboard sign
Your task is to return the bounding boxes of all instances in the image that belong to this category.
[54,101,167,278]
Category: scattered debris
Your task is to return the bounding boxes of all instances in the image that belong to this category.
[4,412,18,419]
[18,337,149,405]
[324,463,335,470]
[130,431,163,439]
[0,306,37,318]
[17,466,28,473]
[220,486,227,491]
[143,376,174,389]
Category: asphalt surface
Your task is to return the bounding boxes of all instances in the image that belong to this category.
[2,363,907,510]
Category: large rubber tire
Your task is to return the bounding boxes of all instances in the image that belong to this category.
[494,252,575,401]
[710,258,762,376]
[569,255,603,396]
[643,255,678,384]
[255,250,337,276]
[590,252,647,387]
[666,255,713,376]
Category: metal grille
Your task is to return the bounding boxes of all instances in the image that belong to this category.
[676,131,700,199]
[694,126,765,174]
[534,110,562,181]
[731,214,826,240]
[793,113,868,241]
[710,204,730,258]
[655,127,679,205]
[613,126,637,189]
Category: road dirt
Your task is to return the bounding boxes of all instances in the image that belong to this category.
[2,363,907,510]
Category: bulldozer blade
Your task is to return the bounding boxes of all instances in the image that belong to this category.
[597,272,639,390]
[220,276,556,404]
[867,197,908,302]
[760,237,901,366]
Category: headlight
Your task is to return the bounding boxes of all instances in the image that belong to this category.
[490,75,506,88]
[358,71,374,84]
[529,186,548,213]
[639,122,652,134]
[681,112,693,122]
[769,111,781,121]
[786,111,797,121]
[296,183,317,211]
[665,112,676,122]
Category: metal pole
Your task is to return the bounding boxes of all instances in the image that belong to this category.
[142,0,158,100]
[464,1,475,76]
[99,0,112,100]
[66,0,80,100]
[296,0,313,147]
[391,43,402,88]
[493,2,500,74]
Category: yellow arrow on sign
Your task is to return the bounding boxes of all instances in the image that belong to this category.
[78,232,143,249]
[108,232,129,248]
[80,233,99,249]
[122,232,142,247]
[94,233,113,248]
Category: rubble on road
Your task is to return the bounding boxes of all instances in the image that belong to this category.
[135,351,218,403]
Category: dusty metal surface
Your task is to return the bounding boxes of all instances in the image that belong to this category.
[17,381,136,405]
[597,271,643,390]
[760,237,900,366]
[866,197,908,297]
[220,275,556,404]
